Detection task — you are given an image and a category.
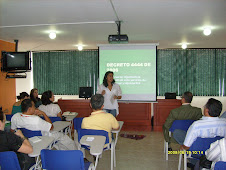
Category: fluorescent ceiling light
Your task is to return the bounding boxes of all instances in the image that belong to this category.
[182,44,187,49]
[203,27,211,36]
[49,32,56,39]
[78,45,83,51]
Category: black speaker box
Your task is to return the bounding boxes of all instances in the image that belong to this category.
[165,92,176,99]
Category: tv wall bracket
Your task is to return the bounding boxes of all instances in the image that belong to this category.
[6,71,27,79]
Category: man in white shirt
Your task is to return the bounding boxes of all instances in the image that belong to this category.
[205,137,226,169]
[175,98,226,168]
[11,99,77,150]
[179,98,226,150]
[194,138,226,170]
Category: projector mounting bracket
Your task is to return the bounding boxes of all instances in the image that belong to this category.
[116,21,121,35]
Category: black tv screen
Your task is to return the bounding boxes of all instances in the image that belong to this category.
[79,87,93,99]
[1,51,31,72]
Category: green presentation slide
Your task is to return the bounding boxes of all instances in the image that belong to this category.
[99,44,157,101]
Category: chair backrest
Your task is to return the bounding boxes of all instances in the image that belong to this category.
[78,128,109,144]
[214,161,226,170]
[6,114,13,121]
[0,151,21,170]
[19,128,42,138]
[189,136,224,159]
[49,117,62,123]
[41,149,85,170]
[73,117,84,131]
[169,119,195,132]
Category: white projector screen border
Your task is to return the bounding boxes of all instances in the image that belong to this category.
[98,44,158,102]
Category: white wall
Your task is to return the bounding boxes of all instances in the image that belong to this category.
[16,72,33,97]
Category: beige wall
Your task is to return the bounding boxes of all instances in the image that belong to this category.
[0,40,16,114]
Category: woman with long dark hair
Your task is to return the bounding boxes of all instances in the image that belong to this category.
[38,90,62,120]
[30,88,42,108]
[11,92,29,115]
[97,71,122,117]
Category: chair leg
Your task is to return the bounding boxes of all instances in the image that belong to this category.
[184,152,187,170]
[34,156,42,170]
[165,141,168,160]
[81,148,86,158]
[94,155,99,170]
[29,164,36,170]
[164,140,166,153]
[114,142,116,167]
[178,153,182,170]
[111,142,114,170]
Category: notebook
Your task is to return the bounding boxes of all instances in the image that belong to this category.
[29,136,42,143]
[63,112,78,116]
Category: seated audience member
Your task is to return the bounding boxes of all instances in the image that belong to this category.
[163,91,202,150]
[11,92,29,115]
[30,88,42,108]
[82,94,119,143]
[38,90,62,120]
[194,137,226,170]
[11,99,77,150]
[0,110,34,170]
[174,98,226,167]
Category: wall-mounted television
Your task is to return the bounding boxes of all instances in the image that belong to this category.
[1,51,31,72]
[79,87,93,99]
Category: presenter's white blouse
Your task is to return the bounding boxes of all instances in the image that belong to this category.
[97,83,122,115]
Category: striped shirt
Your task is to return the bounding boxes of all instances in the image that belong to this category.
[183,116,226,147]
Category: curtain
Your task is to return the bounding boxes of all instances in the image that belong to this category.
[33,50,98,95]
[33,48,225,96]
[157,49,226,96]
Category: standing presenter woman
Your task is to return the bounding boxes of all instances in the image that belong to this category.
[97,71,122,117]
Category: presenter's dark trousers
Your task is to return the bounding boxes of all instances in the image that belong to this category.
[104,109,117,117]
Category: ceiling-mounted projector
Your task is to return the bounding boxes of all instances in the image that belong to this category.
[108,34,128,43]
[108,21,129,43]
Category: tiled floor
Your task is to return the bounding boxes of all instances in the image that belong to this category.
[85,131,183,170]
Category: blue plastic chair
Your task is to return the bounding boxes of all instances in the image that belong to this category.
[169,120,195,132]
[19,128,42,138]
[164,119,195,160]
[178,136,224,170]
[73,117,84,143]
[6,114,13,121]
[78,129,114,170]
[214,161,226,170]
[40,116,61,123]
[49,116,62,123]
[40,149,94,170]
[0,151,21,170]
[74,117,84,131]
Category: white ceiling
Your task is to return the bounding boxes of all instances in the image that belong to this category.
[0,0,225,51]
